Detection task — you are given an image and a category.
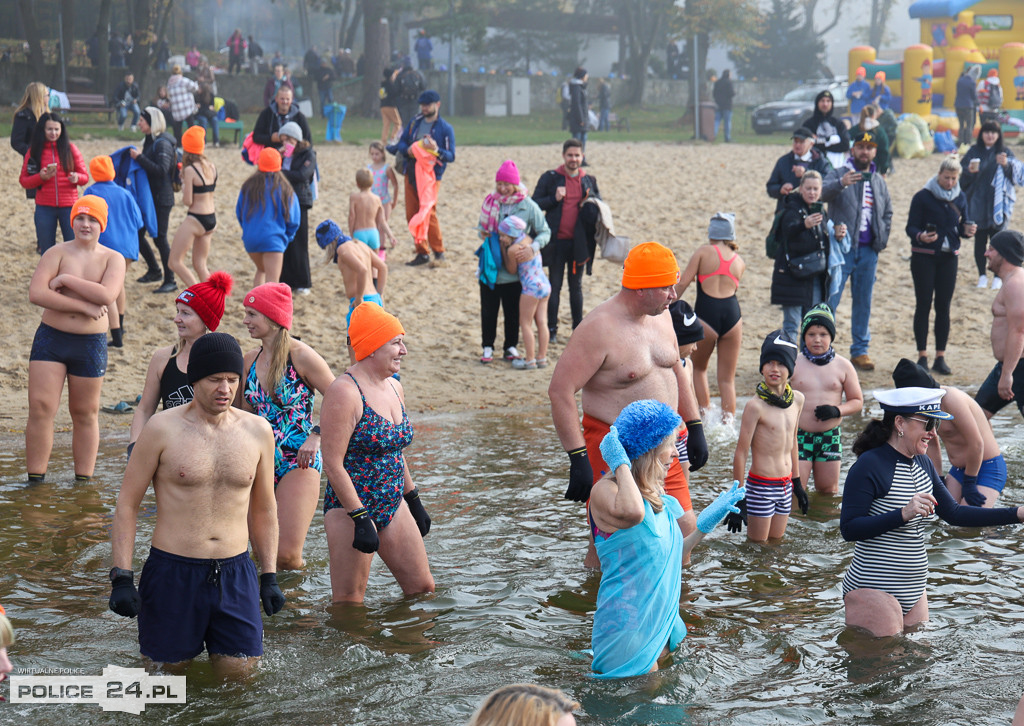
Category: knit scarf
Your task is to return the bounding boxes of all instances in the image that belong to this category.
[801,344,835,366]
[756,381,795,408]
[478,189,526,235]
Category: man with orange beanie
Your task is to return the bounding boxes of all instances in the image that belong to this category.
[85,155,144,346]
[548,241,707,567]
[26,195,126,483]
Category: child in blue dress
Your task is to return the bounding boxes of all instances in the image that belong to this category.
[498,215,550,370]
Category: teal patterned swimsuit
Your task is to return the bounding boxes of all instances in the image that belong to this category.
[323,372,413,527]
[244,350,321,486]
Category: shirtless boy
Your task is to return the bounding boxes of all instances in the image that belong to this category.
[790,304,863,495]
[109,333,284,677]
[669,299,707,473]
[893,358,1006,507]
[731,331,807,542]
[349,168,397,257]
[548,242,706,566]
[976,230,1024,419]
[26,196,126,481]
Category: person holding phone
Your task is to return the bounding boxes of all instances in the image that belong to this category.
[906,155,976,375]
[771,170,831,342]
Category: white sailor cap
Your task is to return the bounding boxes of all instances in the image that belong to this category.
[874,387,954,420]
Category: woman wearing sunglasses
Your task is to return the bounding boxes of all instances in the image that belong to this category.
[839,387,1024,637]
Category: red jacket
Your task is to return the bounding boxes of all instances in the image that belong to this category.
[19,141,88,207]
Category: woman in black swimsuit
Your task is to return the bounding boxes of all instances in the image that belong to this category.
[168,125,218,288]
[127,271,233,456]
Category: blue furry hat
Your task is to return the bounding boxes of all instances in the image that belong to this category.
[315,219,351,249]
[612,400,682,461]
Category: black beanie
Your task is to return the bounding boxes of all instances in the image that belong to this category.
[892,357,939,389]
[669,300,705,345]
[760,329,798,376]
[187,332,244,384]
[990,229,1024,267]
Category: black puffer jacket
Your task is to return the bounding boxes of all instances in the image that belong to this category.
[10,108,37,156]
[770,193,829,307]
[135,132,177,207]
[281,144,316,208]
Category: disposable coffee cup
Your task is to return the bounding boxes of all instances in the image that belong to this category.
[969,159,980,172]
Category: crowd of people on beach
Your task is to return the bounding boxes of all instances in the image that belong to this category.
[8,63,1024,721]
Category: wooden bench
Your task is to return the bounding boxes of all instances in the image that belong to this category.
[64,93,114,122]
[607,112,630,132]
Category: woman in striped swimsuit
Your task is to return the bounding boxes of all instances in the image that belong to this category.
[840,387,1024,637]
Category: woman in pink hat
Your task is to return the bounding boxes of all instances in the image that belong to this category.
[238,283,335,570]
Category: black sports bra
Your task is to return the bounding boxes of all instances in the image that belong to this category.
[190,164,217,194]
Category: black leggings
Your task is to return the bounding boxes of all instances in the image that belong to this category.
[479,280,521,353]
[974,225,1003,276]
[911,252,958,351]
[546,238,584,336]
[956,107,975,147]
[138,204,174,283]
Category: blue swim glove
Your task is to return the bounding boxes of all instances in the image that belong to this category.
[696,480,746,534]
[599,426,630,473]
[959,473,986,507]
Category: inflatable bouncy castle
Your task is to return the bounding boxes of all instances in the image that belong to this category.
[848,0,1024,135]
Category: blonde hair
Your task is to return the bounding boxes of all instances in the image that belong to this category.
[939,154,962,175]
[265,326,293,405]
[356,168,373,190]
[467,684,578,726]
[15,82,49,120]
[0,609,14,649]
[624,432,678,514]
[800,169,822,187]
[144,106,167,136]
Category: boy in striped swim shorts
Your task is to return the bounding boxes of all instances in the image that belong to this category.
[729,330,809,542]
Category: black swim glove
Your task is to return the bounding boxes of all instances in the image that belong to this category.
[349,507,380,553]
[792,476,809,515]
[109,572,141,618]
[404,488,431,537]
[259,573,285,616]
[814,405,841,421]
[725,498,747,533]
[959,473,986,507]
[565,447,593,502]
[126,441,135,461]
[685,420,709,471]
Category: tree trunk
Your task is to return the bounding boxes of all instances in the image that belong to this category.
[343,3,364,51]
[95,0,113,103]
[17,0,45,80]
[60,0,75,87]
[361,0,387,117]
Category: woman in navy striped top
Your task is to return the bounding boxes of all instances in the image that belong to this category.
[840,387,1023,637]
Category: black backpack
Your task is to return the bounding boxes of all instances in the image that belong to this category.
[398,70,421,99]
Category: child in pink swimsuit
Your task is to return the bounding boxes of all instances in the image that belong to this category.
[498,215,551,370]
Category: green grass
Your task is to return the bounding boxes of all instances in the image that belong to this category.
[0,105,794,146]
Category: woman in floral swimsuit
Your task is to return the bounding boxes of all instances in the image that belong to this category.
[237,283,335,571]
[320,302,435,604]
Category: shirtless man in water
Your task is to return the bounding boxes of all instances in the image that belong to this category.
[548,242,707,567]
[109,333,284,677]
[976,230,1024,419]
[26,197,125,482]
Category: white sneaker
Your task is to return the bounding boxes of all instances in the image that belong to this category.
[992,276,1003,290]
[480,346,494,364]
[130,124,137,132]
[504,346,520,361]
[977,275,989,288]
[294,287,311,296]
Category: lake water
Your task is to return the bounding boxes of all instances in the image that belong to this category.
[1,401,1023,725]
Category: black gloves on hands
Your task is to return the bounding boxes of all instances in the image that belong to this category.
[792,476,809,515]
[725,498,747,533]
[814,405,841,421]
[126,441,135,461]
[349,507,380,553]
[404,488,431,537]
[959,473,986,507]
[259,572,286,616]
[565,447,593,502]
[109,573,141,618]
[685,420,709,471]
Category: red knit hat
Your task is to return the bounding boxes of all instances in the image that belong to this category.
[244,282,293,330]
[176,271,234,331]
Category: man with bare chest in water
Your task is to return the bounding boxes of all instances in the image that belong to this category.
[109,333,284,677]
[549,242,706,566]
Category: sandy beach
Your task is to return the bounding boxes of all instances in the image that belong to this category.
[0,139,1003,435]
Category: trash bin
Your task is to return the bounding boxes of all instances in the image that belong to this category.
[459,84,485,116]
[699,102,716,141]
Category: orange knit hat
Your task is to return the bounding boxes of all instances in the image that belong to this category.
[89,155,115,182]
[875,71,886,82]
[71,196,108,232]
[349,303,404,361]
[621,242,679,290]
[182,125,206,154]
[258,147,282,172]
